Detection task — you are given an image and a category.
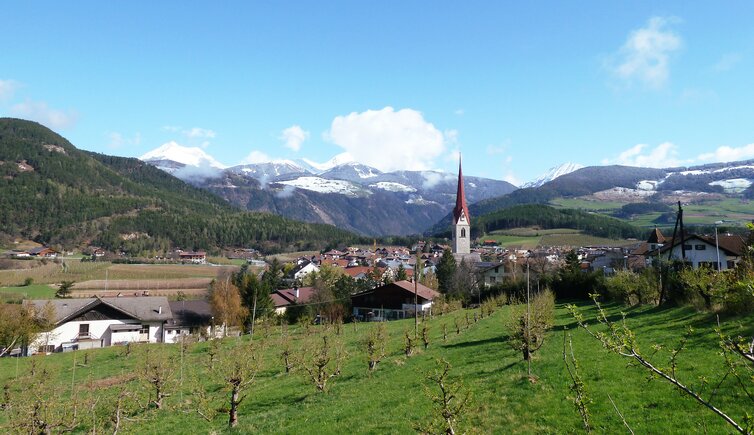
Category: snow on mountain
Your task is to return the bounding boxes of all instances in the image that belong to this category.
[140,141,226,169]
[369,182,417,193]
[320,162,382,182]
[709,178,752,193]
[277,176,366,196]
[228,160,310,180]
[523,162,584,188]
[298,152,354,173]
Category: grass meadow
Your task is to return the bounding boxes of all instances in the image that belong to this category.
[1,302,752,433]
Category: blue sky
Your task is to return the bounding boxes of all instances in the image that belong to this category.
[2,2,754,185]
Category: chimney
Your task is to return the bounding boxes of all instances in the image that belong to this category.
[294,286,299,300]
[158,306,162,315]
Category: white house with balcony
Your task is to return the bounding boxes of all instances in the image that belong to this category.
[25,296,173,355]
[658,234,746,271]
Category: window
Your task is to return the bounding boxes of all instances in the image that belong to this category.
[461,228,466,238]
[140,324,149,335]
[78,323,89,337]
[695,244,706,250]
[683,244,692,251]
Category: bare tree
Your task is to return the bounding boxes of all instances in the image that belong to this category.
[404,330,415,357]
[300,334,344,393]
[138,347,175,409]
[506,289,555,377]
[218,341,262,428]
[418,359,470,435]
[365,323,388,371]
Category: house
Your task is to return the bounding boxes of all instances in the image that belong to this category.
[164,300,218,342]
[351,280,440,321]
[25,296,173,354]
[658,233,746,270]
[179,251,207,264]
[270,286,316,315]
[287,260,319,282]
[28,246,57,258]
[478,262,508,286]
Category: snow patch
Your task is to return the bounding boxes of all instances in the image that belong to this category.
[636,180,660,191]
[278,177,364,196]
[591,187,656,201]
[369,182,417,193]
[709,178,752,193]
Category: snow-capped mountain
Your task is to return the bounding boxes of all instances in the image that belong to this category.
[139,141,227,172]
[227,160,310,181]
[297,152,354,174]
[523,162,584,188]
[319,162,382,182]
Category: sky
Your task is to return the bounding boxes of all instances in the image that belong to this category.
[2,2,754,186]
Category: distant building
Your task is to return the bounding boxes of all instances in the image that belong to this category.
[452,156,471,256]
[659,233,745,270]
[179,251,206,264]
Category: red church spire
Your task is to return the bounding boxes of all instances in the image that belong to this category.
[453,155,470,224]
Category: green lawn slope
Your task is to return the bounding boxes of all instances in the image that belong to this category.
[1,303,752,433]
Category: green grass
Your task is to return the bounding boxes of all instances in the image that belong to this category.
[484,227,633,248]
[1,302,752,433]
[0,284,56,300]
[550,198,625,211]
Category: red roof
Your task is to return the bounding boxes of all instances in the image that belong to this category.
[452,156,470,224]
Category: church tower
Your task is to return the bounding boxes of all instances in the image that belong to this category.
[452,156,471,255]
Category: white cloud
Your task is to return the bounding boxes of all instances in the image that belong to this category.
[243,150,271,164]
[712,53,742,72]
[325,107,447,172]
[608,16,682,88]
[106,131,141,150]
[0,79,20,101]
[502,172,522,187]
[698,143,754,162]
[454,109,464,116]
[184,127,216,139]
[606,142,684,168]
[422,171,455,189]
[11,100,78,129]
[279,125,309,152]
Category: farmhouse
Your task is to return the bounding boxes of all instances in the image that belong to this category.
[659,233,745,270]
[25,296,173,355]
[271,286,316,315]
[351,280,439,321]
[179,251,207,264]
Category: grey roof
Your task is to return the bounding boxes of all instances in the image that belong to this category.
[27,296,173,324]
[166,300,213,328]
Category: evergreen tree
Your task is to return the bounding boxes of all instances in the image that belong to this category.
[436,248,457,294]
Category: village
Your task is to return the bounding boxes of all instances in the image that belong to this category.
[1,161,747,358]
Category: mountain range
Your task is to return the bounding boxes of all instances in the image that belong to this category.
[140,146,518,236]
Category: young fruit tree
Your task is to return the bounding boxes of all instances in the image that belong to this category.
[506,289,555,377]
[417,359,471,435]
[300,334,345,393]
[365,322,388,371]
[217,340,262,428]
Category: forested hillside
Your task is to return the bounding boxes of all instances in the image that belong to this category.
[433,204,644,239]
[0,118,360,254]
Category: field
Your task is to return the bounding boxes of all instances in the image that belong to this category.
[550,197,754,229]
[0,261,240,299]
[486,228,634,249]
[0,284,56,302]
[1,302,752,433]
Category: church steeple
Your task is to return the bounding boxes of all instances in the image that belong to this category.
[452,155,470,255]
[453,155,470,225]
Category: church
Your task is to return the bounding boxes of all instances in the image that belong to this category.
[451,156,481,263]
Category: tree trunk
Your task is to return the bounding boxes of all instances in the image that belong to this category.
[229,385,240,428]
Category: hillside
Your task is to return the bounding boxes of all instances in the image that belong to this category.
[428,162,754,235]
[1,303,751,433]
[0,118,360,254]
